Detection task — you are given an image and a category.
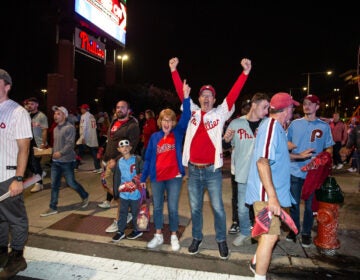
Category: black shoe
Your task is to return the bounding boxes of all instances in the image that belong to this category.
[249,257,256,274]
[301,235,312,248]
[126,230,143,240]
[286,231,297,243]
[218,241,230,260]
[0,251,27,279]
[228,222,240,234]
[112,231,125,242]
[0,251,8,268]
[188,239,202,255]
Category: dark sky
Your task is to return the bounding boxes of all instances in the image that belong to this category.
[1,2,359,105]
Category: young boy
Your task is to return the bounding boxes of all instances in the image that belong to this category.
[111,137,144,242]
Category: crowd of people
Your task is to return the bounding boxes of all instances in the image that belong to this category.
[0,58,359,279]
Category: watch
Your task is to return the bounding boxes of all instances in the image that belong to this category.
[15,176,24,182]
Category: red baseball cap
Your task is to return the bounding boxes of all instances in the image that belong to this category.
[199,85,216,96]
[304,94,320,104]
[270,92,300,110]
[80,104,90,110]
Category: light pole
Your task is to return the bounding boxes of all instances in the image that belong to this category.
[303,71,333,95]
[117,54,128,83]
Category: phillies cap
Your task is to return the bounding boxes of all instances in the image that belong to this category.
[304,94,320,104]
[80,104,90,110]
[52,105,68,118]
[270,92,300,110]
[199,85,216,96]
[0,69,12,85]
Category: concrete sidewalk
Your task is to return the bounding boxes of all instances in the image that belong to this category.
[23,155,360,277]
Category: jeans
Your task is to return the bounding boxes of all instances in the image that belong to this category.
[118,197,139,232]
[289,175,314,236]
[77,144,101,169]
[237,182,251,236]
[50,161,89,210]
[151,177,182,232]
[188,164,226,242]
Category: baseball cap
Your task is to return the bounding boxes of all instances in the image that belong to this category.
[199,85,216,96]
[270,92,299,110]
[52,105,68,118]
[0,69,12,85]
[80,104,90,110]
[304,94,320,104]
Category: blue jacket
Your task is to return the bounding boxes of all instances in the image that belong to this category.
[141,97,190,182]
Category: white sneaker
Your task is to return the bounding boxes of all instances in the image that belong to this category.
[232,233,252,246]
[98,200,111,209]
[105,220,118,233]
[348,167,357,173]
[332,165,337,169]
[336,163,344,169]
[147,233,164,249]
[30,183,43,193]
[127,213,133,223]
[92,168,103,174]
[171,235,180,251]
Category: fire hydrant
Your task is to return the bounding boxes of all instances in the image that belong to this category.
[314,176,344,256]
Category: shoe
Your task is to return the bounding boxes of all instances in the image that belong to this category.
[301,235,312,248]
[171,235,180,251]
[0,251,8,268]
[336,163,343,170]
[232,233,251,246]
[0,251,27,279]
[249,257,256,274]
[218,241,230,260]
[112,231,125,242]
[147,233,164,249]
[40,208,58,217]
[332,165,337,169]
[98,200,111,209]
[228,222,240,234]
[92,168,103,174]
[286,231,298,243]
[30,183,43,193]
[127,213,133,223]
[81,196,89,208]
[188,239,202,255]
[348,167,357,173]
[105,220,118,233]
[42,171,47,179]
[126,230,143,240]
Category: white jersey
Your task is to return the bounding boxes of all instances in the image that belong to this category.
[76,111,99,147]
[0,99,32,182]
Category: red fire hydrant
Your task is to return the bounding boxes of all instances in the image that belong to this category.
[314,177,344,256]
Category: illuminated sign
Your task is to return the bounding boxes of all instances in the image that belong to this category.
[74,0,127,47]
[75,28,106,60]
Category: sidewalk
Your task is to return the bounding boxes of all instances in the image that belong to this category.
[23,155,360,276]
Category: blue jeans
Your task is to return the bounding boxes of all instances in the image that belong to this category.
[151,177,182,232]
[188,164,226,242]
[289,175,314,236]
[118,197,139,232]
[50,161,89,210]
[237,182,251,236]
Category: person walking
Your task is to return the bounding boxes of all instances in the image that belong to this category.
[169,56,252,260]
[0,69,33,278]
[141,80,191,251]
[223,92,270,247]
[329,112,347,169]
[286,94,334,248]
[40,106,90,217]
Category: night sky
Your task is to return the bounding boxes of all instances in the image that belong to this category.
[1,2,359,107]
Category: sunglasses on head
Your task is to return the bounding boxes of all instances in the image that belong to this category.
[118,140,130,147]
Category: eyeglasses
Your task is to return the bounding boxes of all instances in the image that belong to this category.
[161,119,173,123]
[118,140,130,147]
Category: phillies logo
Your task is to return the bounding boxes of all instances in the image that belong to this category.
[130,163,136,174]
[310,129,323,142]
[237,128,254,140]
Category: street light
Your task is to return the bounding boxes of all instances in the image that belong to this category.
[117,54,129,83]
[303,71,333,95]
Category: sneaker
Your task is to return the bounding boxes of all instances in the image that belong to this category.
[147,233,164,249]
[348,167,357,173]
[286,231,298,243]
[232,233,251,246]
[188,239,202,255]
[171,235,180,251]
[249,257,256,274]
[30,183,43,193]
[81,196,89,208]
[92,168,103,174]
[127,212,133,223]
[105,220,118,233]
[0,251,27,279]
[301,235,312,248]
[126,230,143,240]
[332,165,337,169]
[98,200,111,209]
[40,208,58,217]
[336,163,343,169]
[0,251,8,268]
[228,222,240,234]
[218,241,230,260]
[112,231,125,242]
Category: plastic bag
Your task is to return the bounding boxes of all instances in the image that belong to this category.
[137,187,150,231]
